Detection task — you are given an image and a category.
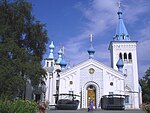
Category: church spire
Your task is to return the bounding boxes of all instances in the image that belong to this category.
[114,1,130,41]
[87,34,95,59]
[48,41,55,59]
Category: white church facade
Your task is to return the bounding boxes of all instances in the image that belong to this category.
[43,7,142,109]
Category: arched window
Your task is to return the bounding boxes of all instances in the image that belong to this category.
[116,35,118,40]
[128,53,132,62]
[47,62,49,67]
[119,53,122,59]
[124,53,127,61]
[51,62,53,67]
[122,34,125,39]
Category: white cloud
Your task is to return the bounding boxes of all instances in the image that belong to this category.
[137,25,150,77]
[62,0,118,66]
[137,26,150,61]
[124,1,149,23]
[52,0,150,77]
[138,39,150,61]
[126,0,150,77]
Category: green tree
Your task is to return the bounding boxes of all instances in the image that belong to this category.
[0,0,48,98]
[140,67,150,103]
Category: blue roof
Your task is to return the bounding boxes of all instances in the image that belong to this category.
[60,58,67,66]
[56,58,62,64]
[60,58,67,70]
[116,58,124,67]
[49,41,55,49]
[48,41,55,59]
[114,8,130,41]
[56,49,63,64]
[87,44,95,59]
[48,53,54,59]
[88,45,95,53]
[58,49,63,54]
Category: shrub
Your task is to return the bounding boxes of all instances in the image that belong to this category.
[0,97,38,113]
[142,103,150,113]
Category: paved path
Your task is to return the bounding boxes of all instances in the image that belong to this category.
[45,109,145,113]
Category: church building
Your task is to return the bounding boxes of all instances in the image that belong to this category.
[43,6,142,109]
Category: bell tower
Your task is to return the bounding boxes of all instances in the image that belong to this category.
[44,41,55,105]
[109,3,139,109]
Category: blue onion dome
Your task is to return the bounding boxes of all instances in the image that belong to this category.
[48,41,55,59]
[56,49,63,64]
[60,59,67,66]
[88,45,95,53]
[60,58,67,67]
[116,58,124,68]
[49,41,55,49]
[58,49,63,54]
[87,45,95,59]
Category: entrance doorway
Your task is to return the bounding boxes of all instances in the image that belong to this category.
[87,85,96,108]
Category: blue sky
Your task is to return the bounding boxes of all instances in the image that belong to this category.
[27,0,150,78]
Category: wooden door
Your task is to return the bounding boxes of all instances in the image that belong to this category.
[87,90,96,107]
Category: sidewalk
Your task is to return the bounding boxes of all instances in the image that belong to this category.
[45,109,145,113]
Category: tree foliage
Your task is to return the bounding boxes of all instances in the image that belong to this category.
[140,67,150,103]
[0,0,48,98]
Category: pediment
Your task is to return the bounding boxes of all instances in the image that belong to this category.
[60,59,123,79]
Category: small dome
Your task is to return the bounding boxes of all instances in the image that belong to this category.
[48,41,55,59]
[60,58,67,67]
[56,49,63,64]
[49,41,55,49]
[88,45,95,53]
[58,49,63,54]
[87,44,95,59]
[56,58,62,64]
[116,58,124,68]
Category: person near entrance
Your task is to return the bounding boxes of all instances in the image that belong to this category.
[88,99,94,112]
